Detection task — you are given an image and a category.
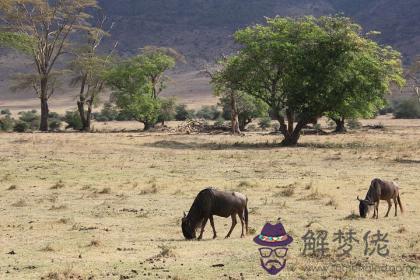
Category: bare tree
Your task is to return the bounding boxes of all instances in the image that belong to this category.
[0,0,98,131]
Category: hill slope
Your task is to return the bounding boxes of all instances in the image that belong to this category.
[1,0,419,111]
[98,0,420,66]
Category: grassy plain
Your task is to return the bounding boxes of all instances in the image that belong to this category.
[0,117,419,279]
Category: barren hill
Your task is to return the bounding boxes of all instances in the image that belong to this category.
[1,0,419,112]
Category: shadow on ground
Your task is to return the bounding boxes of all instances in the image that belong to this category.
[143,140,388,151]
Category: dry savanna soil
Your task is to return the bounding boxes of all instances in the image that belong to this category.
[0,117,419,279]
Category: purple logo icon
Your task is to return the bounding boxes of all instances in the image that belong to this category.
[253,222,293,275]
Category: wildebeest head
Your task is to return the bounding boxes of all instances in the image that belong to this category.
[181,212,196,239]
[357,196,375,218]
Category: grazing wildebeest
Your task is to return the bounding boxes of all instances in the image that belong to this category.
[181,188,248,240]
[357,178,403,219]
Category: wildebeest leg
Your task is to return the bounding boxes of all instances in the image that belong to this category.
[385,200,392,217]
[393,197,398,216]
[375,202,379,219]
[225,214,237,239]
[237,211,245,238]
[197,217,208,240]
[209,216,217,239]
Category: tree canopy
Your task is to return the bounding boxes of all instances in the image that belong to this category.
[0,0,98,131]
[216,16,404,145]
[106,50,176,130]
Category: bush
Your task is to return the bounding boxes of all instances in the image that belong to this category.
[196,105,221,120]
[63,111,83,130]
[258,117,272,130]
[93,102,119,122]
[347,118,362,129]
[18,110,40,130]
[158,97,177,124]
[13,121,29,132]
[93,102,132,122]
[49,119,61,131]
[47,112,62,131]
[378,105,394,115]
[394,99,420,119]
[0,115,15,131]
[175,104,195,121]
[0,109,11,116]
[214,117,226,127]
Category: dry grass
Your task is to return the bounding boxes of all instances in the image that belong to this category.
[0,116,420,279]
[139,184,158,195]
[97,187,111,194]
[11,199,27,207]
[50,180,65,190]
[40,244,55,252]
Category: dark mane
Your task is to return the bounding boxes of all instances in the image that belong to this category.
[186,188,215,229]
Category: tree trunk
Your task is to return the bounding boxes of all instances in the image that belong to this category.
[230,92,241,135]
[84,100,93,132]
[280,120,306,146]
[333,117,346,133]
[39,77,49,131]
[77,101,87,130]
[239,118,252,131]
[40,97,49,131]
[143,122,154,131]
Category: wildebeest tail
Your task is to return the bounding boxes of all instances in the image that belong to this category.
[244,197,249,234]
[397,194,404,213]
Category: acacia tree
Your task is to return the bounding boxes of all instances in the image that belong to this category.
[0,0,97,131]
[106,49,176,130]
[220,16,404,145]
[218,91,268,131]
[70,16,116,131]
[211,57,244,134]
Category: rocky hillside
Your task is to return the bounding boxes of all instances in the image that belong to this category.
[98,0,420,67]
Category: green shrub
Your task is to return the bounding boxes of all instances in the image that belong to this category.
[158,97,177,124]
[47,112,62,131]
[18,110,40,130]
[0,115,15,131]
[93,102,132,122]
[258,116,272,130]
[378,105,394,115]
[63,111,83,130]
[49,119,61,131]
[196,105,221,120]
[214,117,225,126]
[175,104,195,121]
[0,109,11,116]
[394,99,420,119]
[13,121,29,132]
[115,111,132,121]
[95,102,119,121]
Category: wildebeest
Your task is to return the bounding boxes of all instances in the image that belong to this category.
[181,188,248,240]
[357,178,403,219]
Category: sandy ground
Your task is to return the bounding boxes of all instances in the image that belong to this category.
[0,117,419,279]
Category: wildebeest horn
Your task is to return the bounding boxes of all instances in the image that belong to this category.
[357,196,362,201]
[183,211,186,218]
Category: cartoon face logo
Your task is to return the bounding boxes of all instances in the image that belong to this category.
[253,223,293,275]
